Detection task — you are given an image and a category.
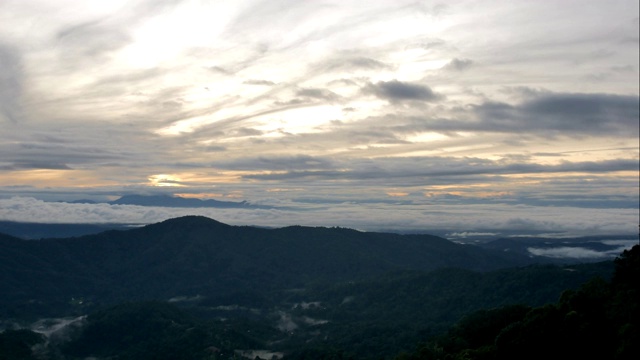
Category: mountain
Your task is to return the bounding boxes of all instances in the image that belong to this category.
[0,216,621,358]
[477,235,638,263]
[0,221,133,239]
[108,194,268,209]
[0,215,538,318]
[395,245,639,360]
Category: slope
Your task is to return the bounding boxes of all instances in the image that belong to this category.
[1,215,535,318]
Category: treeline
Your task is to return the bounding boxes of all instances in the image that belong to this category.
[279,262,613,358]
[0,301,276,360]
[395,245,639,360]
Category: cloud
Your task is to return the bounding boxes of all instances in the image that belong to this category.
[0,197,636,237]
[445,58,473,71]
[52,2,179,68]
[232,128,264,137]
[208,66,233,75]
[92,68,165,88]
[56,19,132,63]
[409,92,640,137]
[243,79,276,86]
[214,155,336,171]
[0,127,135,169]
[0,44,23,124]
[296,88,340,101]
[364,80,441,102]
[323,56,392,71]
[0,161,71,171]
[527,247,612,259]
[415,38,447,50]
[0,0,637,236]
[345,57,391,69]
[237,156,639,182]
[521,93,639,132]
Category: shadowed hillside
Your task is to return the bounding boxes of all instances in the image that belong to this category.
[0,216,622,359]
[0,216,541,318]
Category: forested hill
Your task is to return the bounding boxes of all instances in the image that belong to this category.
[0,215,539,318]
[0,215,625,359]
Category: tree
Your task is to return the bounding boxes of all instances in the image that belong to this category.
[0,329,44,360]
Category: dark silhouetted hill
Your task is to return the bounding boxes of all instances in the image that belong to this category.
[0,221,133,239]
[0,218,622,359]
[1,216,537,318]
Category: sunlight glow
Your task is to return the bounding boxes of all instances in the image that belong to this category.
[404,132,450,143]
[253,105,344,135]
[117,2,231,68]
[0,169,116,188]
[386,192,410,197]
[148,174,184,187]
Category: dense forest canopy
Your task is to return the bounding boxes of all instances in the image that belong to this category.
[0,217,637,359]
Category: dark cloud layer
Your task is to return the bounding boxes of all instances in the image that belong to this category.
[474,93,639,136]
[386,93,640,137]
[214,155,336,171]
[365,80,441,102]
[238,156,639,182]
[445,58,473,71]
[0,161,71,171]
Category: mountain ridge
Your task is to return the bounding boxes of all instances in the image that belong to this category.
[0,215,540,318]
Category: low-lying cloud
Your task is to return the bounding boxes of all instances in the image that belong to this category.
[527,245,634,259]
[0,197,636,237]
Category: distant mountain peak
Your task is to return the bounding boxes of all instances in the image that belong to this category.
[109,194,266,209]
[160,215,225,225]
[148,215,231,229]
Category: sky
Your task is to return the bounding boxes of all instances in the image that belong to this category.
[0,0,638,236]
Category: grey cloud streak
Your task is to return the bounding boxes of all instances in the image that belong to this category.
[0,44,23,124]
[476,93,639,135]
[385,92,640,137]
[0,161,71,171]
[445,58,473,71]
[365,80,442,102]
[244,79,277,86]
[56,19,131,63]
[229,156,639,182]
[213,155,336,171]
[322,56,392,71]
[296,88,341,101]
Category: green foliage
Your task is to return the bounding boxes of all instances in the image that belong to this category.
[0,329,44,360]
[272,261,613,359]
[0,216,536,319]
[0,259,607,360]
[61,301,268,360]
[396,245,640,360]
[0,217,630,359]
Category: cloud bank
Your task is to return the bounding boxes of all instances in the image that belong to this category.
[0,197,637,238]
